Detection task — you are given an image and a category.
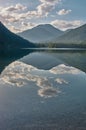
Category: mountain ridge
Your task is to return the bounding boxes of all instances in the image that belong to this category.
[18,24,64,43]
[0,22,35,53]
[53,24,86,44]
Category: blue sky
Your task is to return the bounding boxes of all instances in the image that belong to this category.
[0,0,86,32]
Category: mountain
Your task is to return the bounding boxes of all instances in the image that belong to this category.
[0,22,35,53]
[64,29,73,33]
[53,24,86,45]
[18,24,63,43]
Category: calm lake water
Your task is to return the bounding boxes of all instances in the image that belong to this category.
[0,49,86,130]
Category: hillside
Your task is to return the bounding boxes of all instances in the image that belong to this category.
[18,24,63,43]
[53,24,86,44]
[0,22,35,52]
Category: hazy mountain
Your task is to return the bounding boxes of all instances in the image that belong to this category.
[64,29,73,33]
[53,24,86,44]
[0,22,35,53]
[18,24,63,43]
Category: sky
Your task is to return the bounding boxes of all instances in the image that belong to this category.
[0,0,86,33]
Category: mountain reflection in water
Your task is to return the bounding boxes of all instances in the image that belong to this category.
[0,49,86,130]
[0,49,86,73]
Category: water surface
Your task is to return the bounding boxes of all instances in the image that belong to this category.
[0,49,86,130]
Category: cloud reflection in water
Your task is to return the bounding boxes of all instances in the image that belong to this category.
[0,61,83,98]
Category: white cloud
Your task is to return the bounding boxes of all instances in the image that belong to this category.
[37,3,54,16]
[37,0,62,17]
[0,14,6,23]
[0,1,52,26]
[4,3,27,12]
[0,13,21,23]
[0,61,61,98]
[38,87,60,98]
[26,11,38,18]
[57,9,71,15]
[0,0,84,33]
[50,64,81,74]
[51,20,83,30]
[0,0,62,25]
[22,22,30,26]
[0,4,27,24]
[21,22,37,31]
[0,13,16,23]
[55,78,68,84]
[40,0,61,4]
[0,61,84,98]
[10,26,21,33]
[0,8,38,32]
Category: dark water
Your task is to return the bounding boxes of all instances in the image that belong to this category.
[0,49,86,130]
[20,49,86,72]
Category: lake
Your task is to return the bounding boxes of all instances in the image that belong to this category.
[0,49,86,130]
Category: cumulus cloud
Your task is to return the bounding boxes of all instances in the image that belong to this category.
[57,9,72,15]
[0,0,61,24]
[10,26,21,33]
[51,20,83,30]
[0,0,63,32]
[4,3,27,12]
[0,61,84,98]
[19,22,38,32]
[21,22,37,29]
[37,77,52,88]
[50,64,81,74]
[0,2,46,28]
[0,4,27,25]
[0,13,18,24]
[0,7,38,32]
[37,0,62,16]
[0,61,61,98]
[0,14,7,23]
[55,78,68,84]
[37,3,54,16]
[38,87,60,98]
[40,0,61,4]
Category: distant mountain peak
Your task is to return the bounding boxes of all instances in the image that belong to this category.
[34,24,61,31]
[35,24,52,27]
[52,23,86,45]
[18,24,63,43]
